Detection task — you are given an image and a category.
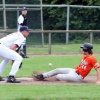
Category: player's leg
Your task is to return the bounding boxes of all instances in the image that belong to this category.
[0,44,22,72]
[0,59,10,76]
[0,44,22,83]
[7,53,22,83]
[8,53,22,76]
[34,68,73,80]
[23,44,27,56]
[20,44,24,57]
[20,40,29,58]
[43,68,73,78]
[7,50,22,83]
[0,44,10,81]
[56,70,83,82]
[0,59,10,81]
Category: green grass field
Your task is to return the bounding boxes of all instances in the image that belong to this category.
[0,44,100,100]
[0,55,100,100]
[0,84,100,100]
[27,44,100,54]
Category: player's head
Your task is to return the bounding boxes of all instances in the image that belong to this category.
[21,7,27,15]
[19,26,31,37]
[80,43,93,54]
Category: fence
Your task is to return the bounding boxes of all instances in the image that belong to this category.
[0,29,100,54]
[0,2,100,44]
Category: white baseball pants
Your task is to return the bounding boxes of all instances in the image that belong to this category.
[43,68,83,82]
[0,44,22,76]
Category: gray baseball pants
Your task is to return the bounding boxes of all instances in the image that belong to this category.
[43,68,83,82]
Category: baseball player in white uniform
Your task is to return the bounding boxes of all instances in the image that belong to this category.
[18,7,27,31]
[0,26,30,83]
[17,7,28,58]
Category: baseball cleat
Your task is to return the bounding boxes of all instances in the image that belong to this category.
[23,55,29,58]
[33,74,44,80]
[7,76,21,83]
[0,76,5,81]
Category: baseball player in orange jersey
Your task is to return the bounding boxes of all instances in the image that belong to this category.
[34,43,100,84]
[0,26,30,83]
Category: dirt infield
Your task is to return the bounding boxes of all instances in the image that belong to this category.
[0,75,97,85]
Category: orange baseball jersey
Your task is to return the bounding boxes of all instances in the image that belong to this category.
[75,54,99,78]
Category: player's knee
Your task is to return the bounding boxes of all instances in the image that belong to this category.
[16,55,23,62]
[19,56,23,61]
[56,74,62,81]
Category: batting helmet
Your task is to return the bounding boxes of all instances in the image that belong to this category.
[80,43,93,51]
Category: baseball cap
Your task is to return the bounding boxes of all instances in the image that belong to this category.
[22,7,27,11]
[19,26,31,32]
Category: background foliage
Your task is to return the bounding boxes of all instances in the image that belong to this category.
[42,0,100,44]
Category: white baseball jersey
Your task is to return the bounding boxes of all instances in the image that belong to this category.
[18,15,24,25]
[0,32,26,48]
[18,15,24,31]
[18,15,27,31]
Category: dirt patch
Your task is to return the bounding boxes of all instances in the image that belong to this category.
[0,75,97,85]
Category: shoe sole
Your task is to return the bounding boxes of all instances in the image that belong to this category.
[7,81,21,83]
[0,80,5,81]
[7,80,21,83]
[33,75,44,81]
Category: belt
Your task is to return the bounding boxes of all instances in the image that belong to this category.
[75,71,84,79]
[75,71,80,75]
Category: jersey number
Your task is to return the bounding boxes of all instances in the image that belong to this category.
[82,65,86,70]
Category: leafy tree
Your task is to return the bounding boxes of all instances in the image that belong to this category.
[42,0,100,43]
[5,0,40,4]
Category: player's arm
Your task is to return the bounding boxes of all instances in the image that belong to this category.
[11,44,18,51]
[95,65,100,84]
